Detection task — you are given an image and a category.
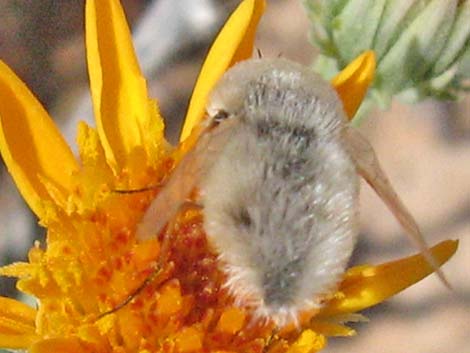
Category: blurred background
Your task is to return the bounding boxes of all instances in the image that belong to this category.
[0,1,469,352]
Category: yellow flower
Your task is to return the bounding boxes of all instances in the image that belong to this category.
[0,0,457,353]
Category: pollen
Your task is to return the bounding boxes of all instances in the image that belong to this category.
[216,308,246,334]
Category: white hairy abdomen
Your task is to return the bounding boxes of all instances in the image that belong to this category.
[200,58,359,327]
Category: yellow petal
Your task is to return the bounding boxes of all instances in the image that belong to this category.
[31,337,85,353]
[0,261,33,278]
[0,61,78,218]
[0,297,37,348]
[0,297,36,333]
[318,240,458,317]
[0,297,36,323]
[0,333,38,349]
[309,321,356,337]
[331,50,376,120]
[179,0,266,142]
[86,0,155,172]
[285,329,326,353]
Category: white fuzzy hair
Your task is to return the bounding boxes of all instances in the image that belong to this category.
[201,58,359,328]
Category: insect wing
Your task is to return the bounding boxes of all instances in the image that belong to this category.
[136,118,239,241]
[343,126,450,287]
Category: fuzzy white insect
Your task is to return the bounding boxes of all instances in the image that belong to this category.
[136,58,447,327]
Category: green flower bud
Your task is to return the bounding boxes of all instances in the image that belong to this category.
[303,0,470,108]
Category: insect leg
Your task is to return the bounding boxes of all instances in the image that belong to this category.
[343,126,450,288]
[112,184,162,194]
[97,201,202,320]
[96,118,238,319]
[96,264,162,319]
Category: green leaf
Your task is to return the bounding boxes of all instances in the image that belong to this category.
[433,0,470,74]
[377,0,458,95]
[332,0,387,63]
[373,0,418,59]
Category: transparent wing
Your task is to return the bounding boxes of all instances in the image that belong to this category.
[343,126,450,287]
[136,117,239,240]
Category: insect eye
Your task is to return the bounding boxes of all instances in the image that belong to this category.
[213,109,230,123]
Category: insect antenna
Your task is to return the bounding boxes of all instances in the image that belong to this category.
[96,263,163,319]
[112,184,162,194]
[96,201,202,320]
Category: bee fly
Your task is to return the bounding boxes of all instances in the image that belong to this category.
[135,58,448,327]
